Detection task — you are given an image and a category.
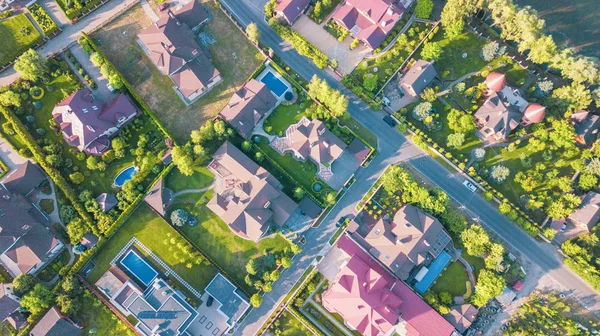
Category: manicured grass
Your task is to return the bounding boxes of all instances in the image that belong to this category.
[426,30,487,80]
[39,199,54,215]
[462,253,486,281]
[76,291,136,335]
[339,114,378,149]
[0,14,43,66]
[263,95,310,136]
[269,310,314,336]
[175,190,292,294]
[91,2,264,142]
[431,261,468,297]
[165,167,214,193]
[86,203,218,291]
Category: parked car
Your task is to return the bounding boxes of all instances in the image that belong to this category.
[106,83,116,93]
[383,115,397,127]
[561,223,567,232]
[463,180,477,193]
[158,2,169,11]
[336,216,347,227]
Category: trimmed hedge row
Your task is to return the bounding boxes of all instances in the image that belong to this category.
[79,33,177,144]
[269,20,328,69]
[288,307,325,336]
[0,156,8,179]
[28,3,59,36]
[0,106,96,233]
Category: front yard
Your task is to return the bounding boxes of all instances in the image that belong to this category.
[268,310,313,336]
[0,13,43,66]
[164,167,214,193]
[91,2,264,142]
[86,203,218,292]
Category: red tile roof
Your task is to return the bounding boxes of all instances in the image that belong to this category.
[323,235,455,336]
[276,0,311,25]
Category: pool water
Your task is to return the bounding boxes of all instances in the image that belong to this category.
[120,251,158,286]
[114,165,137,187]
[260,71,287,97]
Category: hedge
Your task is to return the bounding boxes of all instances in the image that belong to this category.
[55,0,107,21]
[0,156,8,179]
[269,20,328,69]
[79,33,177,144]
[28,3,59,36]
[0,106,96,234]
[564,257,600,292]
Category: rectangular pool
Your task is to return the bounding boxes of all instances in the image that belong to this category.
[120,250,158,286]
[260,71,287,97]
[414,250,452,294]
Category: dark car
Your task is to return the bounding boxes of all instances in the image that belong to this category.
[158,2,169,11]
[206,296,214,307]
[383,115,397,127]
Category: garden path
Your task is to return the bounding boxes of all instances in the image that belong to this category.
[172,182,214,198]
[36,179,63,225]
[437,71,479,96]
[25,12,47,38]
[364,12,416,59]
[40,0,70,27]
[457,255,476,290]
[300,301,354,336]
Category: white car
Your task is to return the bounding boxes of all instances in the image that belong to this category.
[463,180,477,193]
[106,83,116,92]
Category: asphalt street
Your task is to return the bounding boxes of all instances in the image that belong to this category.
[219,1,600,334]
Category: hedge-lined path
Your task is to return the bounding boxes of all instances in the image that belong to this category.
[67,43,116,101]
[35,179,63,225]
[0,0,140,86]
[41,0,70,27]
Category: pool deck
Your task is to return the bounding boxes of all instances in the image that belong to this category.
[255,63,292,102]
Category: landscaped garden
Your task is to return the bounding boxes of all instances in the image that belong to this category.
[28,3,59,36]
[0,14,42,66]
[267,310,314,336]
[86,203,218,292]
[38,248,71,282]
[430,261,469,298]
[164,167,214,193]
[263,92,311,136]
[91,2,264,142]
[55,0,106,20]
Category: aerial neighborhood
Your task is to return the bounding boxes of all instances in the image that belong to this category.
[1,0,600,334]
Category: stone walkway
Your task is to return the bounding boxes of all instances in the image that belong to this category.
[140,0,159,22]
[36,179,63,225]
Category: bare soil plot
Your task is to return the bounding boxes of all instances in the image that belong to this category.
[91,2,264,142]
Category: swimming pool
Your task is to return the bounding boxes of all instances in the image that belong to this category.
[114,165,138,187]
[120,250,158,286]
[260,71,288,97]
[414,250,452,294]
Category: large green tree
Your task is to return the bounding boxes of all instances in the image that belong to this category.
[14,49,48,81]
[20,284,53,315]
[415,0,434,19]
[473,270,505,307]
[461,225,490,256]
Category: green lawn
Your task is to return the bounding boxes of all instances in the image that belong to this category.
[165,167,214,193]
[263,94,310,136]
[339,114,378,149]
[75,291,136,335]
[0,14,42,66]
[86,203,218,291]
[431,261,468,297]
[269,310,314,336]
[174,190,292,294]
[427,30,487,81]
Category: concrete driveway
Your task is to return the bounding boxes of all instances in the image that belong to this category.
[0,138,26,172]
[68,44,117,102]
[292,15,369,75]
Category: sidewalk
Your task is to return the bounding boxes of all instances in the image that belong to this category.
[41,0,70,27]
[0,0,140,86]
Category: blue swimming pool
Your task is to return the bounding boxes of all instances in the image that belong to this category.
[414,251,452,294]
[120,251,158,286]
[114,165,138,187]
[260,71,288,97]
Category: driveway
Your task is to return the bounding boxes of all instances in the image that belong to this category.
[68,43,117,101]
[292,15,369,75]
[328,150,359,190]
[0,138,26,172]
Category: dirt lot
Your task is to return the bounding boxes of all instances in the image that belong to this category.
[91,1,264,142]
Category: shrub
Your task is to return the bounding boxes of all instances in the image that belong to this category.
[171,209,188,227]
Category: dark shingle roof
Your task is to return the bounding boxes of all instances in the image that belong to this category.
[30,307,81,336]
[1,160,45,196]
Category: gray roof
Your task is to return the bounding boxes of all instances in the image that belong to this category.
[205,273,250,323]
[0,285,19,323]
[30,307,81,336]
[568,192,600,231]
[175,0,209,29]
[474,91,522,139]
[298,196,322,219]
[571,111,600,147]
[96,193,118,213]
[399,60,437,97]
[144,178,173,217]
[1,160,45,196]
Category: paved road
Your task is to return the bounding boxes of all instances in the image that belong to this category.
[0,0,139,86]
[218,0,600,334]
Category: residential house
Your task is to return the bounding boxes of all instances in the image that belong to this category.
[331,0,411,50]
[567,192,600,232]
[570,110,600,147]
[30,307,82,336]
[351,204,451,280]
[175,0,209,31]
[0,284,25,332]
[475,72,545,141]
[322,235,456,336]
[138,3,222,105]
[144,178,173,218]
[398,60,437,97]
[287,117,346,167]
[444,304,478,334]
[0,162,63,278]
[219,79,278,138]
[207,141,298,242]
[96,192,118,213]
[275,0,311,25]
[201,273,251,333]
[52,90,139,155]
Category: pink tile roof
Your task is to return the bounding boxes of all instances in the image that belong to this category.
[323,235,455,336]
[276,0,311,25]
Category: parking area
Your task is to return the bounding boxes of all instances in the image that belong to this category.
[0,138,26,171]
[67,44,117,102]
[292,15,370,75]
[328,150,360,190]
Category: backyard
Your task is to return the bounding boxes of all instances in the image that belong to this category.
[164,167,214,193]
[430,261,469,298]
[0,14,43,66]
[268,310,314,336]
[91,1,264,142]
[263,92,311,136]
[75,290,136,335]
[86,203,218,292]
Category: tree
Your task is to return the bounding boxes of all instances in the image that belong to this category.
[281,256,292,268]
[20,284,53,315]
[439,291,453,305]
[363,74,378,92]
[14,49,48,81]
[313,2,322,18]
[56,294,81,315]
[255,151,264,163]
[552,82,592,113]
[536,79,553,96]
[549,119,576,149]
[485,242,505,271]
[420,87,437,102]
[307,75,347,117]
[250,294,263,307]
[326,192,336,204]
[69,172,84,185]
[270,270,280,281]
[447,133,465,148]
[421,42,442,61]
[293,187,305,200]
[241,140,252,152]
[473,270,505,307]
[170,209,189,227]
[474,148,485,160]
[86,155,99,170]
[490,165,510,183]
[66,218,88,245]
[246,22,260,44]
[264,0,277,17]
[439,209,467,235]
[461,225,490,256]
[440,0,481,27]
[0,91,21,107]
[521,35,556,65]
[481,41,504,62]
[579,232,599,247]
[13,274,37,293]
[413,102,432,121]
[415,0,434,19]
[586,157,600,175]
[172,145,196,176]
[444,20,464,40]
[380,165,412,194]
[246,259,258,275]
